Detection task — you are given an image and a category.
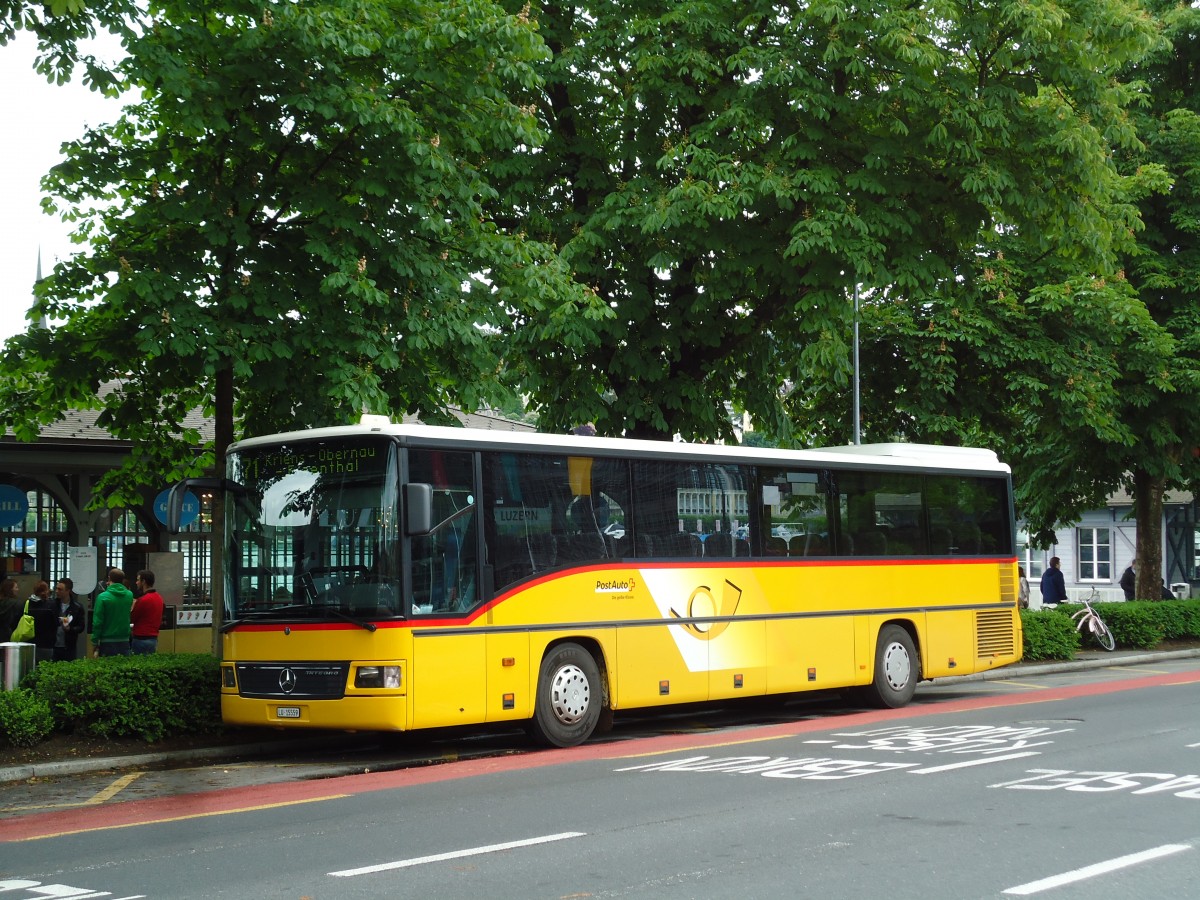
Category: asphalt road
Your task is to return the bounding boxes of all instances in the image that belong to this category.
[1,654,1198,899]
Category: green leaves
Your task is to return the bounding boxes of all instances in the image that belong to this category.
[1,0,600,503]
[499,0,1168,441]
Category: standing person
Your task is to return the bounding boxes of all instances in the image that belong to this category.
[28,580,51,607]
[90,568,133,657]
[28,580,60,664]
[1039,556,1068,607]
[130,569,164,655]
[1018,566,1030,610]
[52,578,87,661]
[0,577,21,642]
[1120,562,1136,601]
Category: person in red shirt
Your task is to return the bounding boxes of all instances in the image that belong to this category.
[131,569,165,654]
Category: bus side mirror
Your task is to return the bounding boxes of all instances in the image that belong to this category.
[165,477,247,534]
[166,482,190,533]
[405,483,433,535]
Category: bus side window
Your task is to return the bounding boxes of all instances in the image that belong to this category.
[759,467,832,556]
[926,474,1012,556]
[408,449,478,614]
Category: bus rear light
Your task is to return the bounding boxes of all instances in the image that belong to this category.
[355,666,401,689]
[221,665,237,688]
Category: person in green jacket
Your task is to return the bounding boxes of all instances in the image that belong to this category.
[91,568,133,657]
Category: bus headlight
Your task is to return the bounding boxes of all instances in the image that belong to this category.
[355,665,401,689]
[221,665,237,688]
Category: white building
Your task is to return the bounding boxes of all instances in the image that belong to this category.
[1018,489,1196,605]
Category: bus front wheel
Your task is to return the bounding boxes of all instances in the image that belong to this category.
[531,642,602,748]
[864,624,918,708]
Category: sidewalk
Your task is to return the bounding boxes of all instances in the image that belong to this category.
[4,647,1199,785]
[934,645,1200,684]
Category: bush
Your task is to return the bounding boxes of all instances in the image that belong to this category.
[0,688,54,747]
[21,653,221,742]
[1022,609,1081,660]
[1139,599,1200,641]
[1091,602,1164,650]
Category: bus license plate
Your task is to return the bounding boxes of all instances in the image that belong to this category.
[276,706,301,719]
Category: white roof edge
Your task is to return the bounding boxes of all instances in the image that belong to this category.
[822,442,1002,464]
[232,422,1009,474]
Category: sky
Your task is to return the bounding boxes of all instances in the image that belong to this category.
[0,32,123,343]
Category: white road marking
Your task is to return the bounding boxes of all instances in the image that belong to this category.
[909,752,1042,774]
[1002,843,1192,895]
[328,831,587,877]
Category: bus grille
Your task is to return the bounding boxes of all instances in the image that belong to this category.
[976,611,1015,657]
[998,565,1017,605]
[236,662,349,699]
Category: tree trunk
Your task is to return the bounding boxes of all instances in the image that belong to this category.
[1132,468,1165,601]
[211,364,235,655]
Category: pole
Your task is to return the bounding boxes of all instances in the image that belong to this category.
[853,282,861,445]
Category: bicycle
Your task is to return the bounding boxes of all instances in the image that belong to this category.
[1071,587,1116,651]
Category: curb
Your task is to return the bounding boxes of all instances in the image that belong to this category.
[5,649,1199,784]
[0,735,346,786]
[930,647,1200,685]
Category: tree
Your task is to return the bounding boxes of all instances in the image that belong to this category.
[0,0,606,648]
[1,0,601,507]
[499,0,1162,444]
[1,0,134,92]
[1112,0,1200,598]
[787,2,1200,600]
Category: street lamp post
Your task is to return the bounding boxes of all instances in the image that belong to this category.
[853,282,861,445]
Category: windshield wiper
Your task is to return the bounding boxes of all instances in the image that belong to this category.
[321,605,378,632]
[227,602,378,631]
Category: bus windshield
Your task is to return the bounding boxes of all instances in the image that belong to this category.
[226,437,401,622]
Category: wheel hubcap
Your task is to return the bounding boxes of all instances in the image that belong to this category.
[881,641,911,690]
[549,663,590,725]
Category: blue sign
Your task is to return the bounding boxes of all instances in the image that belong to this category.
[154,488,200,528]
[0,484,28,528]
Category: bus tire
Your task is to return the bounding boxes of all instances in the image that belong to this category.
[865,624,918,708]
[531,642,602,748]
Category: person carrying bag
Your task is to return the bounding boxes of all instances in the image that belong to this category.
[11,598,36,642]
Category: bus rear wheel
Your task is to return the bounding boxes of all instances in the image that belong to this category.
[530,642,602,748]
[864,624,918,708]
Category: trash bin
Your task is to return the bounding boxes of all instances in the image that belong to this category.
[0,642,35,691]
[1171,583,1190,600]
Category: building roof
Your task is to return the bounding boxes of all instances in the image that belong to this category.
[1105,487,1194,507]
[0,384,532,476]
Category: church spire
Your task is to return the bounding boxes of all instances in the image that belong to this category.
[33,246,49,330]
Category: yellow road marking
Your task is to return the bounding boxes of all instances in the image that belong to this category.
[85,772,143,805]
[991,680,1049,689]
[3,801,93,812]
[1106,666,1169,674]
[15,794,350,842]
[604,732,792,760]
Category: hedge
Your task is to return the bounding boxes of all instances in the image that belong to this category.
[8,653,222,745]
[1023,598,1200,660]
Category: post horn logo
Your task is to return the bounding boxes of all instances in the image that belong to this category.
[669,579,742,640]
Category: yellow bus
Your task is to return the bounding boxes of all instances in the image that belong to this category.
[185,420,1021,747]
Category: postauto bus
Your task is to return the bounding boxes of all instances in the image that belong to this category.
[176,419,1021,747]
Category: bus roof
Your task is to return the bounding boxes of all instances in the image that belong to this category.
[229,419,1009,476]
